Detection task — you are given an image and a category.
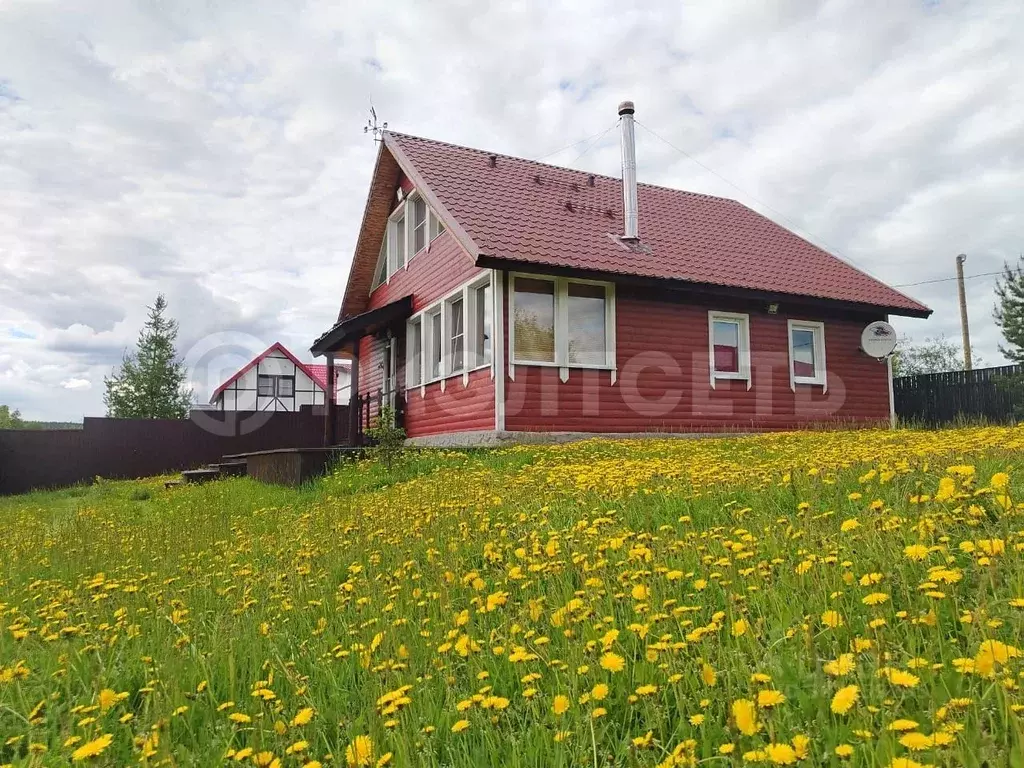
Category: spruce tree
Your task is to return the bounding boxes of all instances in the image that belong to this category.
[994,257,1024,363]
[104,295,193,418]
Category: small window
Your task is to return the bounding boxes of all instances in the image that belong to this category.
[277,376,294,397]
[407,318,422,387]
[428,309,442,380]
[513,277,556,363]
[708,311,750,383]
[430,211,446,240]
[474,283,492,366]
[372,240,388,289]
[411,197,427,255]
[788,320,826,386]
[257,375,275,397]
[567,282,607,365]
[449,296,465,373]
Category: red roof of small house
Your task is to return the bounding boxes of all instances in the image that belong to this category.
[305,361,350,391]
[381,132,929,318]
[210,342,323,403]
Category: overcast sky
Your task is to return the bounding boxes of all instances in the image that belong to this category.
[1,0,1022,421]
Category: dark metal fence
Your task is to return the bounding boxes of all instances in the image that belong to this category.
[0,405,349,496]
[893,364,1024,426]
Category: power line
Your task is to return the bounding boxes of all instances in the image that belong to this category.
[892,270,1003,289]
[567,123,617,168]
[533,125,617,163]
[633,119,888,284]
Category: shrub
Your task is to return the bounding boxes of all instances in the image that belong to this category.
[365,405,406,469]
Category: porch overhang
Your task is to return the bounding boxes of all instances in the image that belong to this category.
[310,295,413,357]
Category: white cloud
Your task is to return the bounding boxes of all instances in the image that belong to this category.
[0,0,1022,419]
[60,377,92,390]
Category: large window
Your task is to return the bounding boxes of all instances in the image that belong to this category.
[510,275,613,368]
[708,311,750,386]
[568,283,607,365]
[788,320,826,387]
[512,278,556,363]
[474,283,492,367]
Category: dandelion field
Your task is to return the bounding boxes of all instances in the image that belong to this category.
[2,427,1024,767]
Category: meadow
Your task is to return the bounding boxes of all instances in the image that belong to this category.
[1,426,1024,767]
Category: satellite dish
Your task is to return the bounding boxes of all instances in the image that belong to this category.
[861,321,898,359]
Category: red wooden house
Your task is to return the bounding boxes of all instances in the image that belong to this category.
[312,102,929,444]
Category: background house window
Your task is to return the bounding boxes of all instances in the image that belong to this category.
[407,318,422,387]
[789,320,826,385]
[567,282,607,365]
[708,312,750,382]
[475,283,492,366]
[429,310,442,380]
[257,375,294,397]
[411,197,427,255]
[448,296,465,373]
[513,278,556,363]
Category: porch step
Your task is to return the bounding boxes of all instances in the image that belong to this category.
[214,460,248,477]
[181,468,222,484]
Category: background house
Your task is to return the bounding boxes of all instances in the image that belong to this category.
[212,342,350,412]
[312,103,929,444]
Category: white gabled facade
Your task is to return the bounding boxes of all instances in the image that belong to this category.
[210,343,351,412]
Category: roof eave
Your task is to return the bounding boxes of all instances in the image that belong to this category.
[475,254,932,319]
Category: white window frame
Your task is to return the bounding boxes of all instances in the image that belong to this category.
[405,316,422,388]
[707,311,751,389]
[404,272,495,393]
[787,319,827,391]
[446,294,466,375]
[508,272,616,383]
[370,191,447,293]
[471,280,493,370]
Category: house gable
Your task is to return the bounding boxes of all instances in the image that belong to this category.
[339,141,480,320]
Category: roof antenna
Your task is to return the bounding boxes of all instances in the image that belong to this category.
[364,104,387,142]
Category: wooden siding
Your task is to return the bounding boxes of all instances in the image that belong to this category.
[504,285,890,433]
[404,369,495,437]
[356,228,494,435]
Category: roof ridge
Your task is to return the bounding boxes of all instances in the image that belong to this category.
[385,130,741,205]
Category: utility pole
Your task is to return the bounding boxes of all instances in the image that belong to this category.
[955,253,972,370]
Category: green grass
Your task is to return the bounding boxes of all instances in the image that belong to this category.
[1,426,1024,767]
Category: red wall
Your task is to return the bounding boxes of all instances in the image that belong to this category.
[503,285,890,433]
[357,227,494,438]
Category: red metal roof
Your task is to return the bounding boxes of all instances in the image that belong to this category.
[385,132,929,317]
[305,362,350,391]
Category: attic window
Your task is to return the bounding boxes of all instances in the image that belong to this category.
[370,193,447,291]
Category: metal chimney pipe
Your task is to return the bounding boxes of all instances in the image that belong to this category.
[618,100,638,240]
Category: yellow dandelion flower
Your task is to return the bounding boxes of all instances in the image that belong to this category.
[830,685,859,715]
[732,698,759,736]
[600,652,625,673]
[71,734,113,762]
